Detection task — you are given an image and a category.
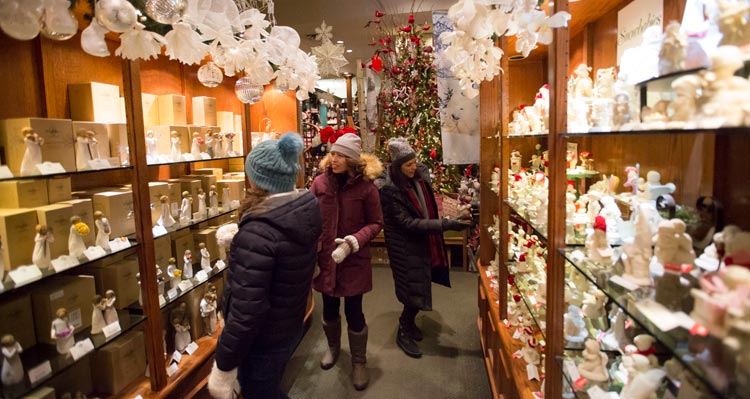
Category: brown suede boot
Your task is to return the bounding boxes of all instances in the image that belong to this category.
[320,317,341,370]
[348,325,369,390]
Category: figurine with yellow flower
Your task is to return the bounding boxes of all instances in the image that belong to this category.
[68,215,90,258]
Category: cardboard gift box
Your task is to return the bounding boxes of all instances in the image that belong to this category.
[71,122,113,169]
[224,172,246,181]
[217,179,245,205]
[184,283,209,338]
[91,329,146,394]
[0,208,38,270]
[194,228,220,262]
[228,158,244,173]
[142,93,160,127]
[47,177,72,203]
[157,94,187,125]
[0,293,37,348]
[148,125,190,156]
[80,254,139,309]
[168,178,201,212]
[31,275,96,344]
[59,199,95,246]
[105,122,129,166]
[21,387,55,399]
[148,182,170,225]
[35,203,73,260]
[0,180,48,208]
[182,174,217,196]
[154,234,172,268]
[0,117,76,175]
[171,228,196,267]
[92,191,135,237]
[192,96,217,126]
[217,111,234,133]
[194,167,224,181]
[208,212,234,227]
[68,82,122,123]
[47,356,92,397]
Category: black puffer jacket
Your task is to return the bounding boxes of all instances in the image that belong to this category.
[377,165,450,311]
[215,190,322,371]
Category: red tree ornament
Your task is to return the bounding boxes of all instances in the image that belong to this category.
[430,148,437,159]
[408,14,415,24]
[371,55,383,72]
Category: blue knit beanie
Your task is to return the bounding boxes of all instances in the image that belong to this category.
[245,133,303,194]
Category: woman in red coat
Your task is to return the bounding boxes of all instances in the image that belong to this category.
[310,133,383,391]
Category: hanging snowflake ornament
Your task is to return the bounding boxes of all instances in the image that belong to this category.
[165,21,209,65]
[116,23,166,61]
[314,20,333,42]
[239,7,270,40]
[312,39,348,77]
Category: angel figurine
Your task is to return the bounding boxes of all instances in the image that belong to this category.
[145,130,158,163]
[169,131,181,161]
[572,64,594,98]
[103,290,118,325]
[183,249,193,279]
[166,257,181,288]
[205,130,215,158]
[20,127,43,176]
[200,292,217,336]
[179,191,192,225]
[222,184,231,209]
[1,334,23,387]
[94,211,111,251]
[157,195,176,228]
[75,129,94,170]
[51,308,75,354]
[171,303,191,352]
[586,216,613,264]
[578,339,609,382]
[90,295,107,334]
[208,185,219,215]
[212,132,224,158]
[197,188,207,219]
[659,21,687,75]
[199,242,211,273]
[190,132,202,159]
[32,224,55,269]
[68,216,90,258]
[224,132,237,156]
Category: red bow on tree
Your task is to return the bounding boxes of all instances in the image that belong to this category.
[319,126,336,144]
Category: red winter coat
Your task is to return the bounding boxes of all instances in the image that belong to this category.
[310,154,384,297]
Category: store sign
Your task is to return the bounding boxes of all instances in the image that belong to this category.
[617,0,663,64]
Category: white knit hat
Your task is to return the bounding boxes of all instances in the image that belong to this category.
[330,133,361,161]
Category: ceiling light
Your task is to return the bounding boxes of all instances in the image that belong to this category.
[346,49,353,53]
[337,40,344,44]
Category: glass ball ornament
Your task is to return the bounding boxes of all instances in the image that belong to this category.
[0,9,41,41]
[95,0,137,33]
[145,0,187,25]
[235,77,264,104]
[41,7,78,41]
[275,79,291,93]
[198,62,224,88]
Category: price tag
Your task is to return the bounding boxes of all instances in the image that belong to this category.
[70,338,95,361]
[178,280,194,292]
[181,154,195,162]
[610,275,640,291]
[512,329,521,340]
[159,295,167,307]
[28,360,52,385]
[526,364,540,381]
[36,162,66,175]
[587,386,612,399]
[564,359,581,382]
[503,319,510,328]
[8,265,43,287]
[152,225,168,237]
[0,166,13,179]
[574,377,588,391]
[512,350,523,359]
[185,341,199,355]
[88,159,112,170]
[68,308,82,329]
[486,270,492,278]
[195,271,208,283]
[51,256,79,273]
[103,321,122,340]
[172,351,182,364]
[215,260,227,271]
[200,153,212,160]
[166,363,179,377]
[83,246,107,261]
[109,238,131,252]
[167,289,178,301]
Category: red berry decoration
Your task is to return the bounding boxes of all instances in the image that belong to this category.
[375,10,385,18]
[401,26,412,33]
[408,14,415,24]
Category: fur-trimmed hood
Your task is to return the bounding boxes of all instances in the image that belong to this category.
[319,153,383,182]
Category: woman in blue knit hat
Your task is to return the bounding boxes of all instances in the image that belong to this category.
[208,133,322,399]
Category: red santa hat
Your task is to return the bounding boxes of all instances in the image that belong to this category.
[594,216,607,232]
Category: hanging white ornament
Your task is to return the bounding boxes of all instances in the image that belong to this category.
[314,21,333,42]
[96,0,138,33]
[116,23,166,60]
[81,19,110,57]
[311,39,348,77]
[145,0,187,25]
[41,0,78,41]
[0,5,42,41]
[235,76,263,104]
[165,21,209,65]
[198,61,223,88]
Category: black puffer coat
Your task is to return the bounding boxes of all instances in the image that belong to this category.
[377,165,450,311]
[215,190,322,371]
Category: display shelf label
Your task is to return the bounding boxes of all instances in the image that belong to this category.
[215,260,227,271]
[182,154,195,162]
[50,290,64,301]
[172,350,182,364]
[0,166,13,179]
[564,359,581,382]
[512,350,523,359]
[84,246,107,261]
[69,308,83,329]
[37,162,66,175]
[51,256,79,273]
[195,270,208,283]
[8,265,43,287]
[178,280,194,292]
[153,225,168,237]
[512,329,521,340]
[103,321,122,340]
[28,360,52,385]
[159,295,167,307]
[88,159,112,170]
[200,153,211,160]
[574,377,588,391]
[610,275,640,291]
[185,341,199,355]
[167,288,178,301]
[166,363,179,377]
[526,364,540,381]
[70,338,94,361]
[109,238,131,252]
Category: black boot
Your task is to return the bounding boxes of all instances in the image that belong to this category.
[397,324,422,358]
[410,323,423,342]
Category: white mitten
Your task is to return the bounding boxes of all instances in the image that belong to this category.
[208,363,239,399]
[331,238,352,264]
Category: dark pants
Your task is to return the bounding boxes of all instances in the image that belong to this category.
[322,293,366,332]
[237,330,301,399]
[399,305,419,327]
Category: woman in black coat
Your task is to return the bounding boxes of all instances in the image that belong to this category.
[378,138,471,358]
[208,133,322,399]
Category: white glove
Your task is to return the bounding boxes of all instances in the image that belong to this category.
[208,362,239,399]
[331,235,358,264]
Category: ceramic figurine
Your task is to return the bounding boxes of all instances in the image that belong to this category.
[104,289,117,325]
[524,105,543,134]
[639,171,676,200]
[200,292,217,336]
[222,185,231,209]
[535,84,550,132]
[157,195,176,228]
[579,151,594,171]
[179,191,192,225]
[619,363,666,399]
[32,224,55,269]
[522,337,541,365]
[50,308,75,354]
[577,339,609,382]
[699,46,750,127]
[183,250,193,279]
[94,211,111,251]
[68,216,90,259]
[171,303,191,352]
[205,130,215,158]
[87,130,100,160]
[209,185,219,215]
[633,334,658,366]
[622,208,653,285]
[583,289,607,322]
[1,335,23,387]
[75,130,94,170]
[613,92,632,128]
[654,219,696,266]
[717,0,750,47]
[623,166,639,196]
[659,21,687,75]
[90,294,107,334]
[510,150,522,174]
[199,242,211,273]
[190,132,202,159]
[145,130,158,163]
[564,305,588,343]
[572,64,594,98]
[586,216,613,264]
[170,131,181,161]
[167,257,181,288]
[20,127,44,176]
[594,67,616,99]
[212,132,223,158]
[197,189,207,218]
[224,132,237,156]
[668,75,701,124]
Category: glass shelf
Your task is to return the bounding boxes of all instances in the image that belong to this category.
[560,248,731,397]
[561,126,750,138]
[510,268,546,340]
[505,200,548,243]
[0,166,133,183]
[634,67,706,88]
[147,155,244,167]
[504,133,549,139]
[0,242,139,299]
[9,311,145,399]
[131,207,238,240]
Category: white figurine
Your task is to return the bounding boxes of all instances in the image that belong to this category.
[577,339,609,382]
[205,130,215,158]
[620,360,665,399]
[32,224,55,269]
[699,46,750,127]
[20,127,44,176]
[572,64,594,98]
[167,257,181,288]
[224,132,237,156]
[586,216,613,264]
[200,292,218,336]
[1,335,23,387]
[179,191,192,225]
[183,250,193,279]
[94,211,111,252]
[659,21,687,75]
[717,0,750,47]
[199,242,211,273]
[209,185,219,215]
[633,334,658,366]
[197,189,207,219]
[222,185,231,209]
[75,130,93,170]
[87,130,100,160]
[172,303,191,352]
[522,337,541,365]
[190,132,202,159]
[654,219,696,266]
[582,289,607,320]
[564,305,588,343]
[104,289,118,325]
[90,295,107,334]
[212,132,223,158]
[622,206,654,286]
[594,67,616,99]
[157,195,176,228]
[68,216,89,259]
[640,171,676,200]
[510,150,522,174]
[169,131,181,161]
[51,308,75,354]
[145,130,158,163]
[669,75,702,124]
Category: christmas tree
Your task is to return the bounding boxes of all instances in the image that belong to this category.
[369,11,460,194]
